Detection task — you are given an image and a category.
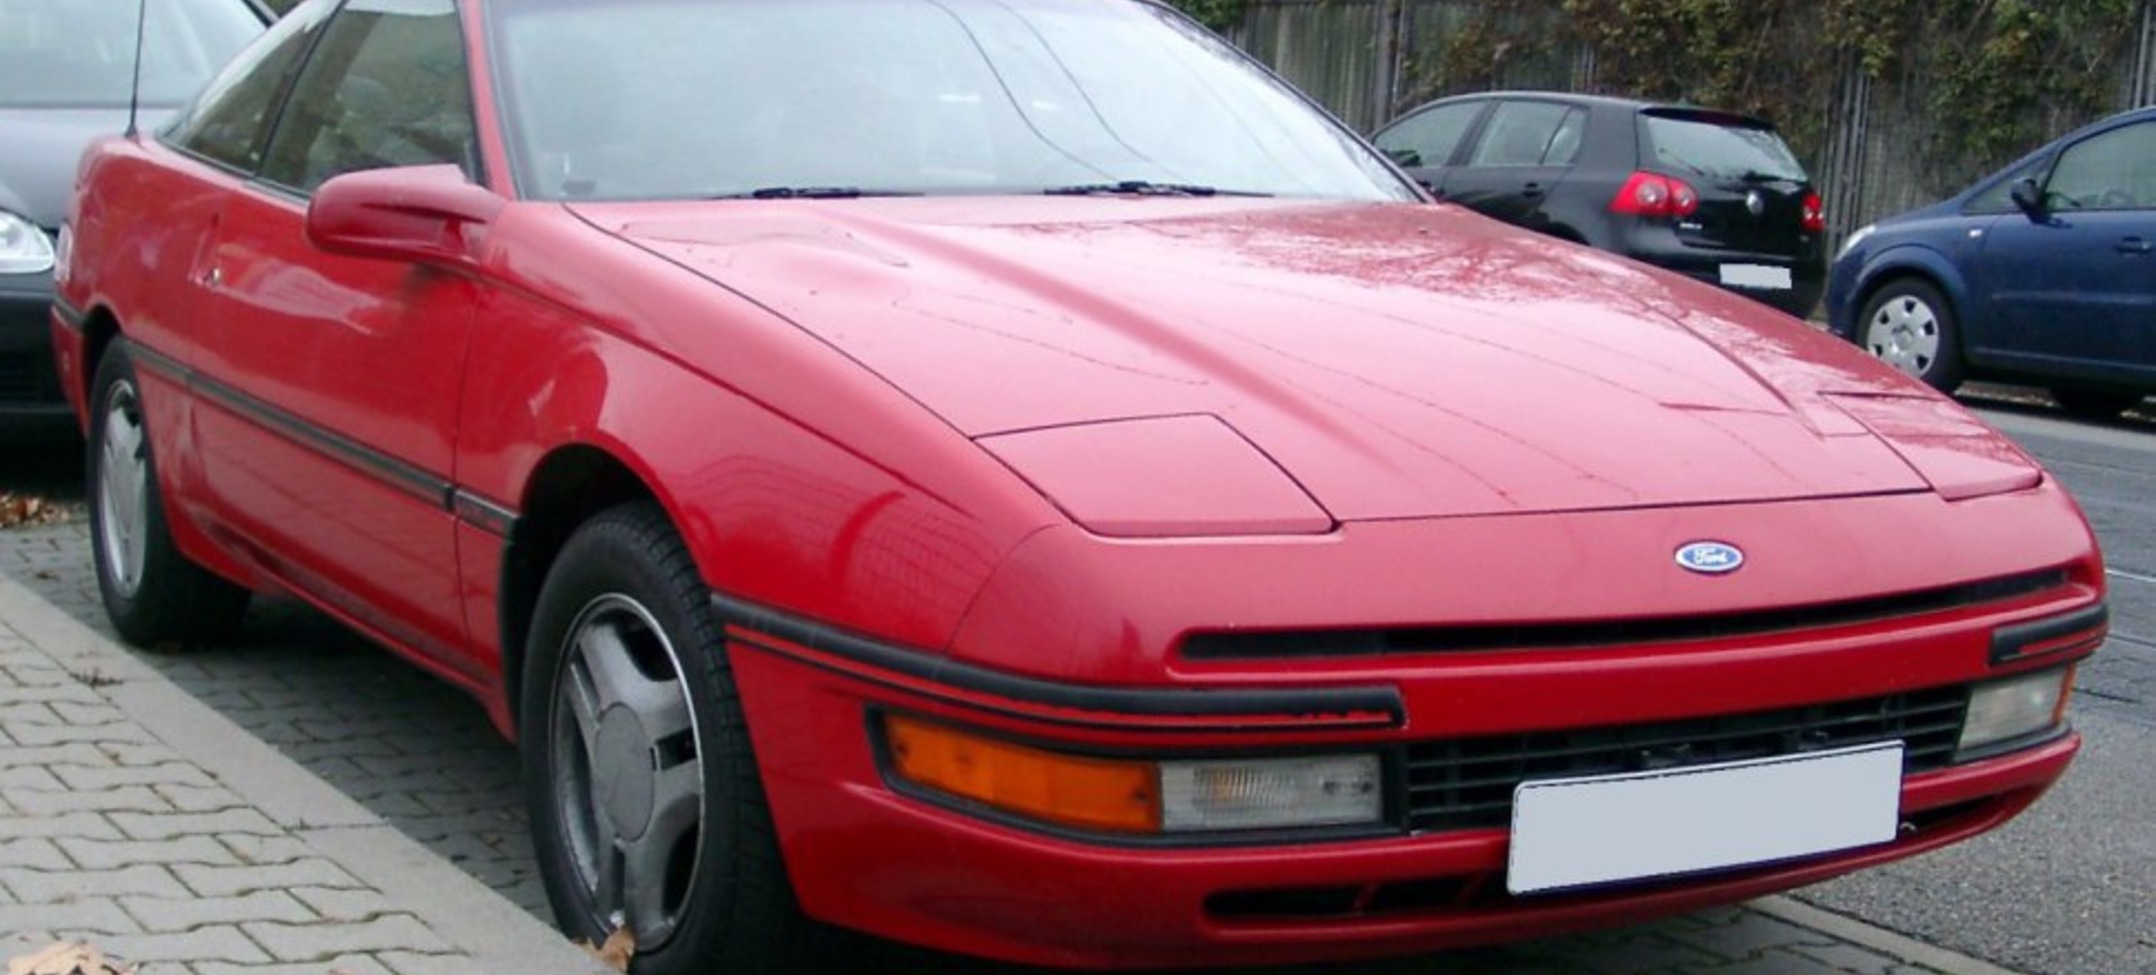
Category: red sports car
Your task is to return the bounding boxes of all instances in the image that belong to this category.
[54,0,2105,972]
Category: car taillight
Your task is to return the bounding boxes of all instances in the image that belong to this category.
[1610,172,1699,220]
[1802,190,1826,234]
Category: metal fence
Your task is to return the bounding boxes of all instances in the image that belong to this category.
[1229,0,2156,249]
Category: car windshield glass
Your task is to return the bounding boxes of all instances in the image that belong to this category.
[486,0,1413,203]
[1641,113,1807,182]
[0,0,263,108]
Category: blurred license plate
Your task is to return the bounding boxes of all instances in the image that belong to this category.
[1720,264,1793,289]
[1507,742,1902,894]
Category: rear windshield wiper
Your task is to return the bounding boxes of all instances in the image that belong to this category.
[1042,180,1270,198]
[712,186,923,200]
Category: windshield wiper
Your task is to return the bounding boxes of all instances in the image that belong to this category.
[712,186,922,200]
[1042,180,1270,198]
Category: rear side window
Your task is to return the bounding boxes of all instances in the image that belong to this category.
[1640,111,1806,181]
[1374,101,1481,168]
[259,0,473,193]
[1469,101,1578,167]
[167,1,333,173]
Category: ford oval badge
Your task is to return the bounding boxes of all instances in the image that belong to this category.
[1675,541,1745,575]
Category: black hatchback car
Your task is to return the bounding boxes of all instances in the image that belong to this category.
[1373,92,1826,318]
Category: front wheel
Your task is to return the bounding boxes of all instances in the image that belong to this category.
[1858,279,1963,393]
[87,339,250,646]
[521,503,813,975]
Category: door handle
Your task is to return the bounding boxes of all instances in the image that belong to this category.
[1522,182,1544,199]
[2118,237,2153,255]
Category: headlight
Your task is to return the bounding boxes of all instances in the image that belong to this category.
[1959,666,2073,753]
[882,714,1383,835]
[1835,223,1876,262]
[0,210,55,275]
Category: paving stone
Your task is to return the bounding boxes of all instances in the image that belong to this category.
[377,951,485,975]
[0,810,124,841]
[110,808,282,841]
[0,765,65,791]
[1677,913,1844,962]
[0,898,141,936]
[1,718,156,747]
[290,885,396,922]
[96,926,273,965]
[122,890,316,931]
[220,834,316,865]
[48,700,130,725]
[9,785,174,816]
[0,863,189,900]
[0,837,70,870]
[0,743,108,769]
[52,762,220,790]
[176,858,367,897]
[244,914,452,961]
[153,783,250,813]
[1788,942,1929,975]
[193,954,398,975]
[58,835,238,869]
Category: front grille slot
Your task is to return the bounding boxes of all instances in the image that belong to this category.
[1181,569,2069,660]
[1403,686,1968,833]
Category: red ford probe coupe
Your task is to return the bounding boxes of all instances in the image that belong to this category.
[53,0,2106,971]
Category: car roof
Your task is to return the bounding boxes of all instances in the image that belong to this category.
[1383,90,1776,131]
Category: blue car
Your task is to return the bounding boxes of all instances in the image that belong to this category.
[1827,106,2156,419]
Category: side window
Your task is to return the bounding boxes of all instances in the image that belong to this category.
[1544,108,1587,166]
[1373,102,1482,169]
[1468,101,1572,167]
[259,0,473,194]
[2045,121,2156,211]
[166,1,335,172]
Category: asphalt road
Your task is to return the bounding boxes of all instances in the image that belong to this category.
[3,387,2152,974]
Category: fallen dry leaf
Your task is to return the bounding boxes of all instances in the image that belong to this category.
[6,941,134,975]
[576,926,637,972]
[0,492,76,530]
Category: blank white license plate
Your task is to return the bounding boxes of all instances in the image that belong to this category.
[1507,742,1902,894]
[1719,263,1793,289]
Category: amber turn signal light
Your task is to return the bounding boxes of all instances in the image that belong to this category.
[883,714,1162,833]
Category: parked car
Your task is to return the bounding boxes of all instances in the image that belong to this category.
[1829,106,2156,419]
[1372,92,1827,318]
[55,1,2103,972]
[0,0,267,432]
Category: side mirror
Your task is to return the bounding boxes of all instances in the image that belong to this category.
[2008,176,2047,219]
[306,164,503,271]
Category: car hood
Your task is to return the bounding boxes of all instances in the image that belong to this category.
[0,108,137,226]
[585,197,1992,522]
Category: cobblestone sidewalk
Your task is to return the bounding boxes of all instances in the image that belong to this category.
[0,567,602,975]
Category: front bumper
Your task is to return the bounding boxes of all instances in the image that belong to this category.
[0,272,71,426]
[718,491,2102,969]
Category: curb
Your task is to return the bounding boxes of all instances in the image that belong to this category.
[0,568,606,974]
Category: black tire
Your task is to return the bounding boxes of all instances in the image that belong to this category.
[2049,387,2145,421]
[521,502,814,975]
[86,339,250,647]
[1857,279,1964,393]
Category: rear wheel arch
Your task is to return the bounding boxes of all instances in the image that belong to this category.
[499,444,663,732]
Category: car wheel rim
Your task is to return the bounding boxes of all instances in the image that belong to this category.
[96,381,150,599]
[1863,295,1940,377]
[551,593,704,949]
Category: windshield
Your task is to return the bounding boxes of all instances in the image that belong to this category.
[487,0,1413,202]
[0,0,265,108]
[1640,112,1807,183]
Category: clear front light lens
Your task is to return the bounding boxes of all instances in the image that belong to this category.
[1959,666,2072,752]
[1160,754,1382,832]
[0,211,56,275]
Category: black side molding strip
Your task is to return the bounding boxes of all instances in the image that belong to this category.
[128,340,520,534]
[711,593,1404,729]
[1990,601,2108,666]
